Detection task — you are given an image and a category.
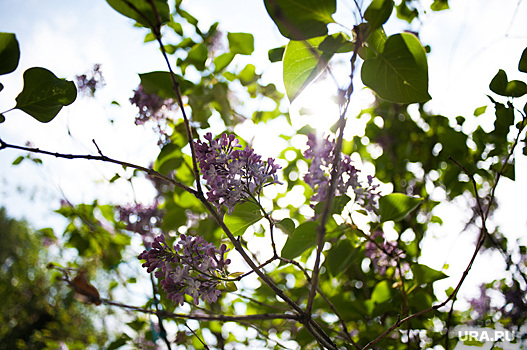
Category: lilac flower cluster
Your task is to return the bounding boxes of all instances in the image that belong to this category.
[138,234,231,305]
[304,133,380,213]
[130,85,176,145]
[468,283,491,317]
[194,133,281,214]
[75,64,105,96]
[117,201,162,249]
[365,231,406,275]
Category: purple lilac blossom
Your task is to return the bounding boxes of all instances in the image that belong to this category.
[194,133,281,214]
[75,64,105,96]
[129,85,176,145]
[468,283,492,317]
[364,231,406,276]
[117,201,162,249]
[138,234,231,305]
[304,133,380,213]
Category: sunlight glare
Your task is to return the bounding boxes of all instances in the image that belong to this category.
[288,78,341,132]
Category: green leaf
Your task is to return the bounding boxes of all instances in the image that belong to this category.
[281,221,318,259]
[264,0,336,40]
[0,32,20,75]
[106,0,169,27]
[0,113,5,123]
[15,67,77,123]
[489,69,527,97]
[430,0,449,11]
[224,201,263,236]
[474,105,487,116]
[139,71,193,98]
[154,143,183,175]
[379,193,423,222]
[313,195,351,216]
[268,46,285,62]
[318,33,354,54]
[276,218,295,236]
[519,47,527,73]
[361,33,431,103]
[227,32,254,55]
[283,37,333,102]
[12,156,24,165]
[214,53,236,73]
[325,239,358,276]
[364,0,394,31]
[411,263,448,284]
[371,280,392,303]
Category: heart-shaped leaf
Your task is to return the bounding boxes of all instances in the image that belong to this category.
[361,33,431,103]
[15,67,77,123]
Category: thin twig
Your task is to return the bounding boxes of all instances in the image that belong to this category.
[0,138,195,195]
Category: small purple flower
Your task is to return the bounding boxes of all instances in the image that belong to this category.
[468,283,491,317]
[304,133,380,213]
[129,85,176,145]
[194,133,281,214]
[138,234,231,305]
[364,231,405,275]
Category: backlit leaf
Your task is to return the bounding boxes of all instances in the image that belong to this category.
[106,0,169,27]
[264,0,336,40]
[490,69,527,98]
[283,37,333,102]
[15,67,77,123]
[379,193,423,222]
[281,221,318,259]
[411,263,448,284]
[361,33,431,103]
[227,32,254,55]
[0,32,20,75]
[224,201,263,236]
[364,0,394,31]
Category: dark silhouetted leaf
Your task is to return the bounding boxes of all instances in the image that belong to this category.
[0,32,20,75]
[15,67,77,123]
[264,0,336,40]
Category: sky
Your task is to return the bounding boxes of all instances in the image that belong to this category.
[1,0,527,339]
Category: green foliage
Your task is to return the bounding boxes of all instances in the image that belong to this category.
[281,221,318,259]
[0,208,107,349]
[0,32,20,75]
[224,201,264,236]
[264,0,336,40]
[361,33,431,103]
[15,67,77,123]
[379,193,423,222]
[106,0,170,27]
[283,37,333,101]
[364,0,394,31]
[227,32,254,55]
[490,69,527,97]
